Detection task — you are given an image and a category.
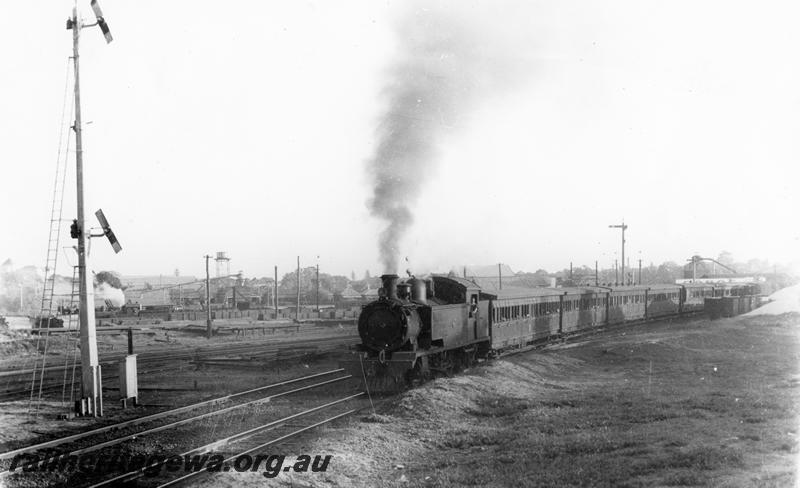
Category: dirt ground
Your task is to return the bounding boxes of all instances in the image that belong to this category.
[197,312,799,488]
[0,318,356,451]
[0,317,355,372]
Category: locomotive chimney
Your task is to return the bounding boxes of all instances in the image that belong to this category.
[381,274,399,300]
[409,278,427,304]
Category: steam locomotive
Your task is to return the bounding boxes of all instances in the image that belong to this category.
[342,273,760,391]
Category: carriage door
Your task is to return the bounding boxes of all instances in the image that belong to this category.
[469,293,479,339]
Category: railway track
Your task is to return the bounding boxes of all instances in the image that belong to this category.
[0,369,368,487]
[0,333,359,402]
[93,395,367,487]
[1,316,704,485]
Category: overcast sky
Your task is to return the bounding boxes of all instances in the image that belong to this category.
[1,0,798,279]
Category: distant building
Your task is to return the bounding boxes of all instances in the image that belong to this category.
[120,275,198,290]
[121,275,200,309]
[452,264,547,291]
[335,284,363,306]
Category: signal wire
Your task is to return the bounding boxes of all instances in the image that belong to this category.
[359,353,376,415]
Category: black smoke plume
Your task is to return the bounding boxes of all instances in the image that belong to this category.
[366,5,520,273]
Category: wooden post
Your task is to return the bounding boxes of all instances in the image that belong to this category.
[296,256,300,322]
[498,263,503,290]
[638,259,642,285]
[205,255,212,338]
[274,265,278,319]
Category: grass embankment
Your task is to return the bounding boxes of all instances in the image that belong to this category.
[267,314,798,488]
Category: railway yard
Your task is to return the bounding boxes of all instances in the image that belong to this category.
[0,287,797,487]
[2,1,798,486]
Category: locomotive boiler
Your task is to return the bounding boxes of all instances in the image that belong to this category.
[357,274,425,354]
[344,274,492,391]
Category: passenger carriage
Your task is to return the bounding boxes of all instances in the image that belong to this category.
[484,288,562,350]
[607,286,647,324]
[681,283,714,313]
[646,284,682,318]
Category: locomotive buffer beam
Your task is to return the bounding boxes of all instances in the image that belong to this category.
[340,351,418,393]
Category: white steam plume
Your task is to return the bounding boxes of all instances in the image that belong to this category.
[96,282,125,307]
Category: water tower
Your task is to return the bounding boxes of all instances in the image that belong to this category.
[215,252,231,277]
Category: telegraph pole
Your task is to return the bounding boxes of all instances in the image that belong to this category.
[638,259,642,285]
[68,0,113,417]
[498,263,503,290]
[205,255,212,338]
[315,258,320,314]
[274,265,278,319]
[609,222,627,286]
[296,256,300,322]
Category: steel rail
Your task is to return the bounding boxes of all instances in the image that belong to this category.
[88,393,365,488]
[158,408,360,488]
[0,375,353,481]
[0,334,358,378]
[0,369,344,461]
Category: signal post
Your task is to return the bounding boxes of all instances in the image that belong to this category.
[67,0,114,416]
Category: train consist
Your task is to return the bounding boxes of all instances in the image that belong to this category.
[343,273,761,391]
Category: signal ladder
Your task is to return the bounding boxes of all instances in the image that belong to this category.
[28,58,74,417]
